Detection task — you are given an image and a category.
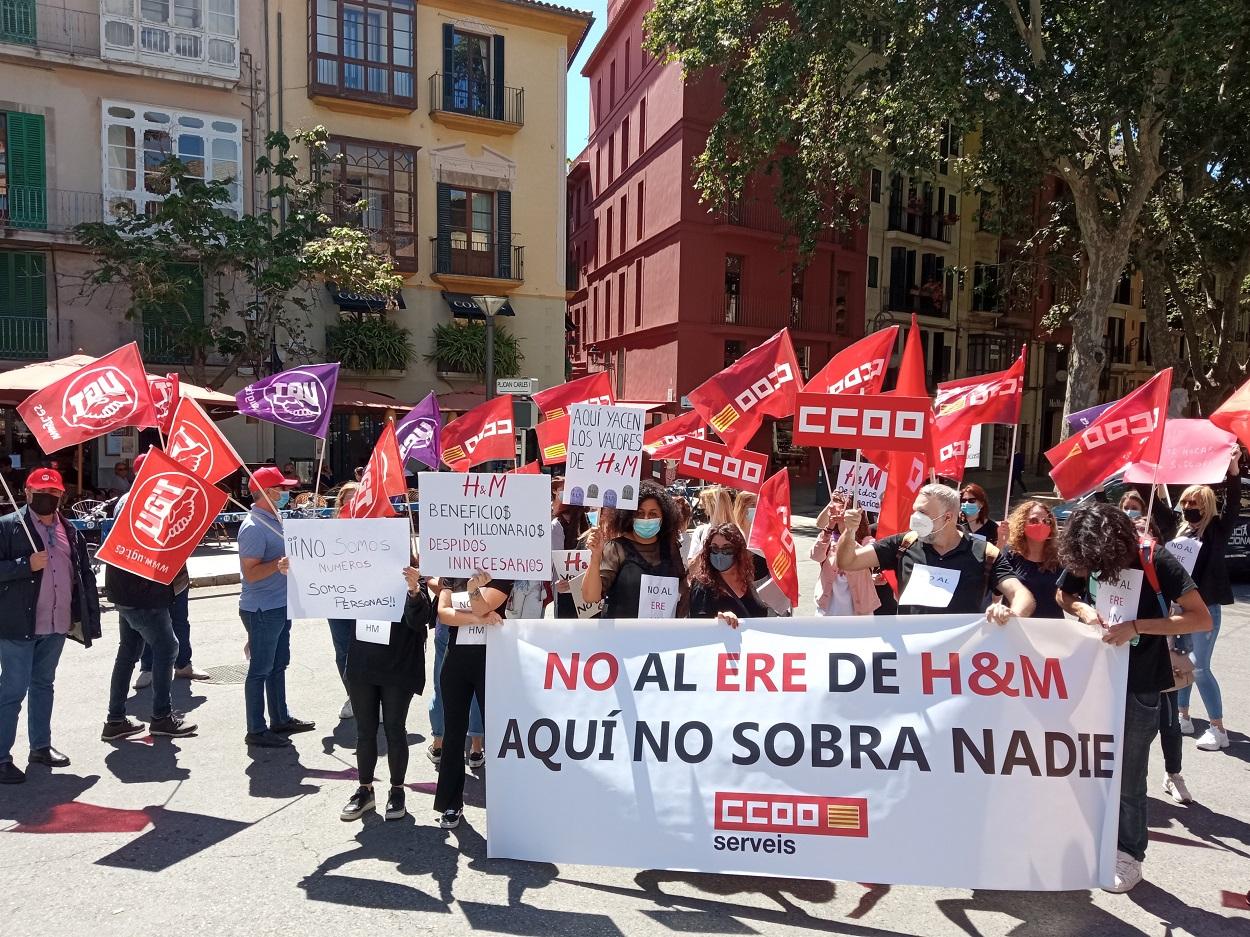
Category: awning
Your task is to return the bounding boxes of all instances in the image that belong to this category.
[0,354,236,410]
[442,292,515,319]
[326,283,406,312]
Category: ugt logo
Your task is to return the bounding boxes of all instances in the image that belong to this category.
[167,424,214,478]
[266,371,328,426]
[63,366,139,431]
[132,473,203,552]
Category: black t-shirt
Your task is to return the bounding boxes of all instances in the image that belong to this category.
[1056,548,1196,693]
[1002,549,1064,619]
[444,578,513,649]
[688,581,769,619]
[873,533,1019,615]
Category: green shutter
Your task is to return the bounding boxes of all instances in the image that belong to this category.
[496,190,512,278]
[436,183,451,272]
[143,264,204,363]
[0,251,48,358]
[6,111,46,229]
[492,35,506,121]
[0,0,36,45]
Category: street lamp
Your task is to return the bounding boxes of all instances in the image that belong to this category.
[471,294,512,399]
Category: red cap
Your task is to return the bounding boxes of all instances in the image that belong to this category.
[132,453,148,475]
[26,468,65,493]
[249,465,299,493]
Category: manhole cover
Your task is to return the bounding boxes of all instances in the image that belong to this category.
[203,663,250,685]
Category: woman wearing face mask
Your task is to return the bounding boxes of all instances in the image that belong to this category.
[1000,501,1063,618]
[958,484,998,544]
[810,493,880,616]
[732,490,771,581]
[1173,452,1240,752]
[582,480,687,618]
[688,524,768,627]
[1118,487,1176,542]
[685,486,735,565]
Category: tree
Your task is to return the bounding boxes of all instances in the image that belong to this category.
[74,127,403,389]
[645,0,1250,424]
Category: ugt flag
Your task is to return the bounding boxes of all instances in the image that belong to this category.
[441,396,515,471]
[1046,369,1171,500]
[236,363,339,439]
[687,329,800,454]
[347,422,408,519]
[146,373,180,435]
[805,326,899,396]
[18,343,158,453]
[97,447,229,585]
[532,372,614,421]
[395,392,442,469]
[748,469,799,608]
[165,396,244,484]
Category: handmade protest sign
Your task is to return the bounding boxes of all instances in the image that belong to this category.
[552,550,591,582]
[570,573,604,619]
[1124,419,1237,485]
[284,517,409,619]
[793,394,932,452]
[1094,569,1144,625]
[418,472,552,578]
[639,574,680,618]
[487,615,1129,890]
[356,620,391,645]
[897,565,960,608]
[836,458,888,513]
[1165,537,1201,576]
[563,403,645,509]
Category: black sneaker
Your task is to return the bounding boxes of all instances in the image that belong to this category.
[438,808,462,829]
[385,787,406,821]
[245,730,292,748]
[341,786,375,821]
[0,762,25,784]
[101,716,146,742]
[272,717,316,734]
[150,713,197,738]
[426,743,442,767]
[466,750,485,770]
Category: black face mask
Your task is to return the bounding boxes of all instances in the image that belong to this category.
[29,493,61,516]
[1183,507,1203,524]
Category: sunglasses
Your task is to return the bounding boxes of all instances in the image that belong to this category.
[708,547,736,556]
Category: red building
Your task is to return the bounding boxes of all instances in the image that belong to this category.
[566,0,868,486]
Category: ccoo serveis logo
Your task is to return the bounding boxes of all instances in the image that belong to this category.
[712,792,868,855]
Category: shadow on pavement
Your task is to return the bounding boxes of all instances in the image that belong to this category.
[934,890,1142,936]
[94,806,250,872]
[1128,879,1248,936]
[1150,796,1250,859]
[246,745,320,798]
[105,738,192,784]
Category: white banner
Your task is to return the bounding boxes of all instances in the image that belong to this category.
[835,458,887,513]
[486,615,1129,890]
[418,472,552,579]
[284,518,410,619]
[564,403,645,509]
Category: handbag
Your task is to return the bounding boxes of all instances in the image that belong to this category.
[1165,648,1195,693]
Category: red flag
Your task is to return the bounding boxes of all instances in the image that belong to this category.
[805,327,899,395]
[509,460,541,475]
[875,316,931,544]
[793,393,931,451]
[97,447,229,585]
[1210,375,1250,449]
[532,372,614,421]
[441,396,515,471]
[165,396,243,484]
[1046,369,1172,499]
[687,329,801,454]
[932,349,1026,480]
[748,469,798,607]
[643,411,707,458]
[18,343,157,453]
[347,423,408,518]
[1124,419,1238,484]
[674,438,769,493]
[146,373,180,435]
[536,414,571,466]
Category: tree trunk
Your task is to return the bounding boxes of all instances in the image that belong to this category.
[1062,245,1122,432]
[1137,242,1182,374]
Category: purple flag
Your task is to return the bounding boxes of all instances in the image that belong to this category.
[395,392,442,468]
[235,363,339,439]
[1065,400,1115,435]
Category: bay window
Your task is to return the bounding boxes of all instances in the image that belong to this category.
[325,137,418,272]
[311,0,416,107]
[101,0,240,79]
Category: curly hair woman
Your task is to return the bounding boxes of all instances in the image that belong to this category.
[1056,503,1211,894]
[687,523,768,628]
[1000,500,1063,619]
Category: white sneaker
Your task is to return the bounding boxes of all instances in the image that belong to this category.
[339,699,353,720]
[1164,773,1192,804]
[1177,713,1195,735]
[1195,726,1229,751]
[1104,851,1143,893]
[133,671,153,690]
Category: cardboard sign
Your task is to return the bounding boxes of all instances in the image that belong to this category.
[794,394,932,451]
[284,517,410,619]
[563,403,646,509]
[676,438,768,493]
[1165,537,1201,576]
[418,472,552,579]
[836,458,888,513]
[1094,569,1144,624]
[452,589,488,646]
[355,619,391,645]
[1124,419,1238,484]
[570,572,604,619]
[897,564,961,608]
[639,574,680,618]
[552,550,590,582]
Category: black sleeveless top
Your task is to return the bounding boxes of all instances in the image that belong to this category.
[603,537,686,619]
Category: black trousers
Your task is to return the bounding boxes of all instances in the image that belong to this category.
[346,678,414,787]
[1158,689,1183,776]
[434,645,486,812]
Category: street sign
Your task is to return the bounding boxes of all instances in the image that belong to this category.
[497,378,537,396]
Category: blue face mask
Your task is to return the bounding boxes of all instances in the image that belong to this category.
[960,502,979,518]
[587,511,598,526]
[633,518,662,539]
[274,491,290,510]
[1125,509,1142,520]
[709,550,736,572]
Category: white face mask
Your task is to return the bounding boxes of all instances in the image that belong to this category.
[909,511,946,544]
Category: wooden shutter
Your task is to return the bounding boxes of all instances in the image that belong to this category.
[6,112,46,229]
[436,183,451,272]
[496,190,512,278]
[492,35,505,121]
[0,251,48,358]
[442,24,455,110]
[0,0,36,45]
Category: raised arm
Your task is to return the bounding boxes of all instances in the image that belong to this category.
[835,509,883,572]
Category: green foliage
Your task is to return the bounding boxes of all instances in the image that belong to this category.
[427,321,523,379]
[326,315,415,372]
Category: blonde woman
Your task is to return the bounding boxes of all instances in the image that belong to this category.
[1174,452,1241,751]
[685,486,735,565]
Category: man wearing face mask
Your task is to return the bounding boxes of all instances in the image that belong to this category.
[836,483,1035,622]
[0,469,101,783]
[237,466,312,748]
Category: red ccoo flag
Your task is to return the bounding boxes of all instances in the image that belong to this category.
[748,469,799,608]
[509,460,542,475]
[536,413,571,466]
[347,422,408,518]
[1210,374,1250,450]
[687,329,801,454]
[1046,369,1172,500]
[441,396,515,471]
[643,410,707,459]
[165,396,244,484]
[875,316,932,547]
[932,349,1026,481]
[532,372,614,421]
[805,326,900,395]
[18,343,158,453]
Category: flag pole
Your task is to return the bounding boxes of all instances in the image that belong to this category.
[312,435,327,509]
[1002,420,1021,520]
[0,469,39,551]
[816,448,838,502]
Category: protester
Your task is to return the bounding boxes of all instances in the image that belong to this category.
[1175,454,1240,752]
[837,484,1035,621]
[326,483,361,721]
[1011,450,1026,495]
[810,493,880,616]
[687,523,769,625]
[958,483,999,544]
[0,468,101,783]
[317,462,335,490]
[110,459,133,495]
[583,480,688,618]
[550,478,589,619]
[676,496,694,564]
[685,486,734,563]
[433,572,506,829]
[1118,490,1163,540]
[427,569,486,769]
[340,565,431,823]
[237,466,313,748]
[999,501,1063,619]
[1056,503,1211,893]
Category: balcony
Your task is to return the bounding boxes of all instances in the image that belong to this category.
[0,185,103,240]
[428,73,524,135]
[886,199,955,244]
[716,198,840,243]
[429,235,524,294]
[141,322,184,365]
[723,294,840,333]
[0,1,97,55]
[329,202,417,274]
[886,283,951,318]
[0,315,47,359]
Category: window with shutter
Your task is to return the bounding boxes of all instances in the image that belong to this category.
[5,111,46,229]
[0,250,48,358]
[142,263,204,364]
[0,0,36,44]
[433,26,520,125]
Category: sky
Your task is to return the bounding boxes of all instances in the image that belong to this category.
[567,0,609,158]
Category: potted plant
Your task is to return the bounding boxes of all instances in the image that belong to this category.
[428,320,524,379]
[326,315,415,375]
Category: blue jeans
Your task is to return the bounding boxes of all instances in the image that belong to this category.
[0,634,67,764]
[1119,691,1160,862]
[110,606,177,721]
[327,618,352,688]
[1177,604,1223,721]
[429,624,482,740]
[140,589,191,672]
[239,607,292,735]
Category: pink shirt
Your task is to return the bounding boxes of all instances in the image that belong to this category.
[810,531,881,616]
[33,515,72,636]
